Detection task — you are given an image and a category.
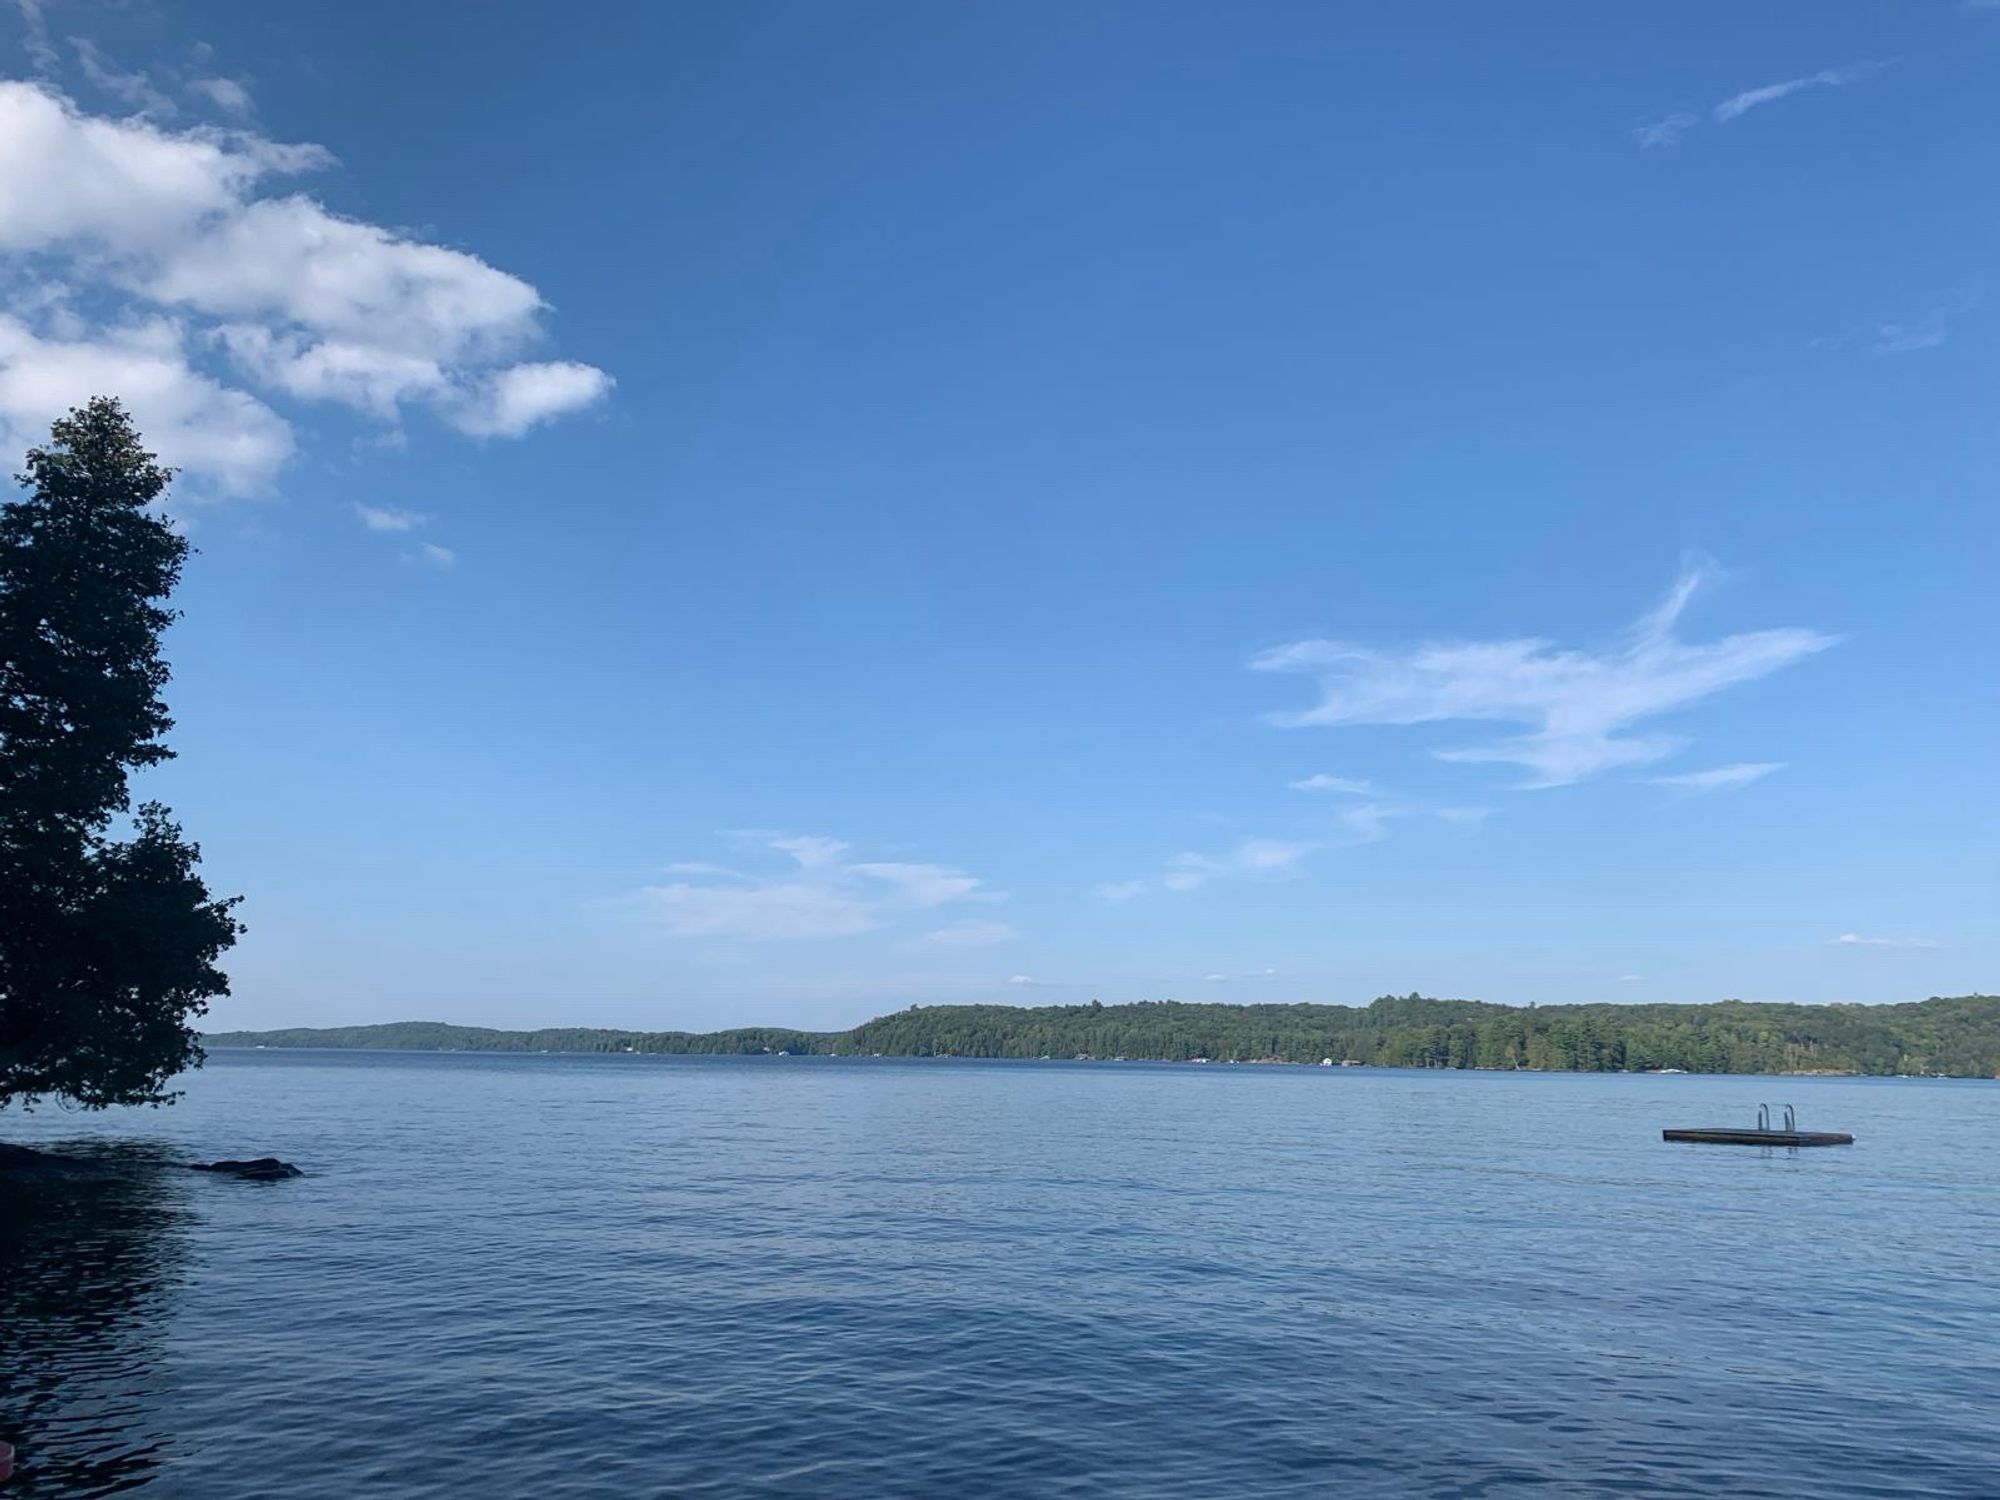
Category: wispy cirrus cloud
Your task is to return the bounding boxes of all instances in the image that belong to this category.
[1162,837,1315,893]
[189,76,252,118]
[1644,761,1785,795]
[1811,291,1976,358]
[0,75,611,493]
[1334,800,1492,843]
[1288,773,1375,795]
[639,832,998,941]
[1829,932,1938,950]
[1713,61,1895,123]
[1636,59,1895,147]
[1635,112,1698,149]
[1253,563,1835,789]
[913,921,1016,949]
[1289,770,1489,841]
[755,833,851,870]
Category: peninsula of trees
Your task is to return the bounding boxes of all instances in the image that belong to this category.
[208,993,2000,1078]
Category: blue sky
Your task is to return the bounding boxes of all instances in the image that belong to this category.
[1,1,1993,1029]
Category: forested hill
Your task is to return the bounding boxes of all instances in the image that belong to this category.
[208,994,2000,1077]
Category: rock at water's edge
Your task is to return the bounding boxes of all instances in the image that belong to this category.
[187,1157,303,1181]
[0,1142,98,1174]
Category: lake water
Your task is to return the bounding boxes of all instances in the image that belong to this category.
[2,1052,1997,1497]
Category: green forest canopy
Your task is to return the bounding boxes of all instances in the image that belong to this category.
[208,994,2000,1077]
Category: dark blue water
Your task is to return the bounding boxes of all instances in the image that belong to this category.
[3,1052,1997,1497]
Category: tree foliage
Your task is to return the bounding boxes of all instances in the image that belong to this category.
[208,993,2000,1077]
[0,398,241,1109]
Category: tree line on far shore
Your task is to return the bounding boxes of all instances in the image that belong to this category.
[208,992,2000,1077]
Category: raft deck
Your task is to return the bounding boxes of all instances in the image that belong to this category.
[1663,1127,1853,1147]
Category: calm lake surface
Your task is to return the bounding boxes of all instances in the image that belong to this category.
[2,1052,1997,1497]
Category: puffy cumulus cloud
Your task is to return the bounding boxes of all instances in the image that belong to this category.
[0,79,610,493]
[0,311,291,494]
[1253,564,1835,789]
[353,503,425,532]
[0,82,325,253]
[450,361,616,438]
[638,833,1003,942]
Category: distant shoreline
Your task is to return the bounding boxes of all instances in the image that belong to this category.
[205,993,2000,1078]
[207,1044,1966,1080]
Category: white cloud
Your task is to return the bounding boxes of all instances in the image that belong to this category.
[0,83,323,254]
[190,77,253,117]
[0,79,610,491]
[1007,974,1039,987]
[1713,61,1893,124]
[1330,800,1491,844]
[762,834,851,869]
[1617,974,1642,983]
[408,541,456,570]
[639,835,997,942]
[354,503,424,532]
[70,37,177,118]
[1829,933,1938,950]
[449,361,613,438]
[0,311,291,494]
[1813,293,1974,359]
[916,921,1016,948]
[144,194,543,388]
[1163,837,1314,892]
[1205,973,1229,982]
[1094,879,1147,902]
[1253,563,1835,789]
[645,881,881,941]
[1291,770,1489,844]
[848,861,985,907]
[1644,761,1784,795]
[1871,319,1949,355]
[1635,112,1696,148]
[1637,61,1892,149]
[16,0,57,73]
[1288,773,1374,795]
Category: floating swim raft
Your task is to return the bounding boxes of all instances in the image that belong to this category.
[1663,1103,1853,1148]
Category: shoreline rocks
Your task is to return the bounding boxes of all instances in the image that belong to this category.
[1,1143,301,1180]
[186,1157,303,1181]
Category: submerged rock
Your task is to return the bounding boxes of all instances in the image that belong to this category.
[0,1142,102,1175]
[186,1157,302,1181]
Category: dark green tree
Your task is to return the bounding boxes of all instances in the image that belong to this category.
[0,398,241,1109]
